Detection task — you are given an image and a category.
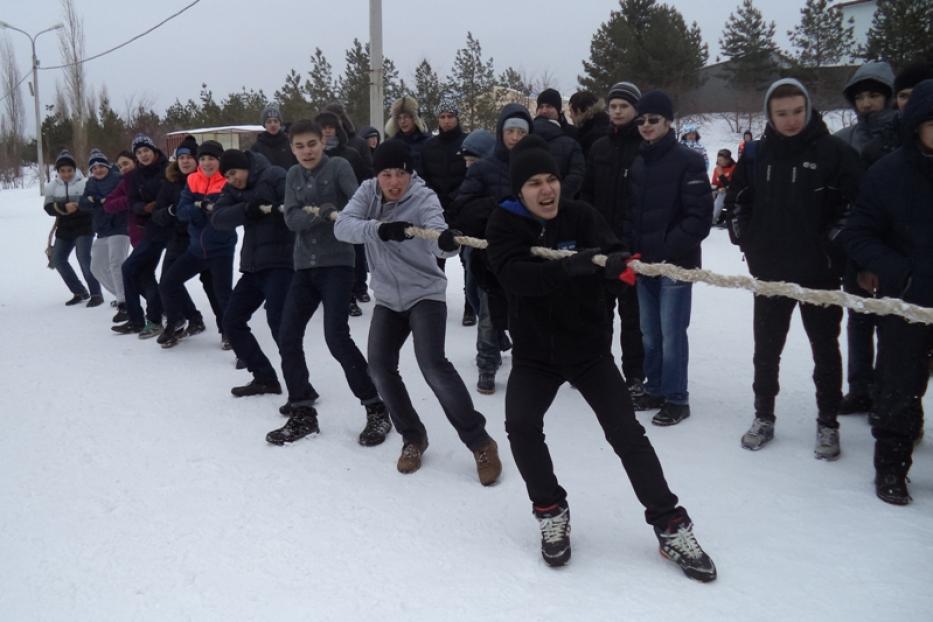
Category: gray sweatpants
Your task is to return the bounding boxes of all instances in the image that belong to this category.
[91,235,130,302]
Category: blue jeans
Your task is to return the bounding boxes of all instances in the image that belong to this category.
[368,300,490,451]
[121,237,164,326]
[223,269,293,383]
[637,276,692,404]
[476,289,502,373]
[461,247,479,315]
[53,235,101,297]
[278,267,379,406]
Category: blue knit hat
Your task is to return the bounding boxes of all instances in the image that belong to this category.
[87,148,110,170]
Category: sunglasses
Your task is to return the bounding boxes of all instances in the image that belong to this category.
[635,115,664,127]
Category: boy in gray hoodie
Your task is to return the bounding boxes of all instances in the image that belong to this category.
[266,120,389,447]
[334,140,501,485]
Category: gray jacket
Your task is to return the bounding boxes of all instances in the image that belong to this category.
[334,174,457,312]
[284,155,359,270]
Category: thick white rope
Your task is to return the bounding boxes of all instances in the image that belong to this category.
[303,206,933,326]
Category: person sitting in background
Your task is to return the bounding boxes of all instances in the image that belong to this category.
[710,148,736,227]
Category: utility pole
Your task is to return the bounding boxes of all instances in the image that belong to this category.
[0,20,64,195]
[369,0,384,135]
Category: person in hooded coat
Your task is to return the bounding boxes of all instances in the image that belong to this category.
[324,101,374,173]
[532,91,586,198]
[250,104,297,170]
[568,90,611,159]
[384,95,430,177]
[843,78,933,505]
[44,149,100,306]
[725,78,862,459]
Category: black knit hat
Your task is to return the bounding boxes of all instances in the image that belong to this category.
[372,140,413,174]
[314,111,340,129]
[197,140,224,160]
[895,61,933,94]
[636,90,674,121]
[54,149,77,170]
[510,135,560,197]
[131,133,158,154]
[219,149,250,174]
[607,81,641,106]
[174,135,198,159]
[536,88,562,111]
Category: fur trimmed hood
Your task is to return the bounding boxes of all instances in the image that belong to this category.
[385,96,428,138]
[573,99,605,126]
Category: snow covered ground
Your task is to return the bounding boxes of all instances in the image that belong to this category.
[1,161,931,621]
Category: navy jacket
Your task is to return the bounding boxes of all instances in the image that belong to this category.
[421,125,467,213]
[212,152,293,273]
[628,131,712,269]
[250,131,297,170]
[127,152,171,242]
[79,167,126,237]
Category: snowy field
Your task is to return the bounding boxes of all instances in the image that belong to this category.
[2,134,931,620]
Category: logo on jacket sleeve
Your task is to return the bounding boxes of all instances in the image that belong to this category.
[557,240,577,251]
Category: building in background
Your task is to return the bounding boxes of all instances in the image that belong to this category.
[164,125,264,156]
[832,0,878,61]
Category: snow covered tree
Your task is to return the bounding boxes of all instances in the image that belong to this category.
[579,0,707,98]
[862,0,933,68]
[414,59,443,130]
[719,0,779,91]
[446,32,496,131]
[788,0,855,67]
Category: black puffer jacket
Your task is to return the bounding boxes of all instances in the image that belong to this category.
[153,160,192,254]
[575,107,611,159]
[581,121,641,240]
[725,113,862,287]
[532,116,585,198]
[250,131,297,170]
[628,130,712,269]
[128,152,171,242]
[211,151,292,273]
[844,80,933,308]
[421,125,466,213]
[486,197,622,365]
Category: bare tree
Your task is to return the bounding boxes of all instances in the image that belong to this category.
[1,36,25,145]
[57,0,87,161]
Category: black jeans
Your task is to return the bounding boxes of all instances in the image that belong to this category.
[159,252,233,329]
[873,316,931,476]
[162,244,222,327]
[122,237,164,326]
[368,300,490,451]
[843,278,878,396]
[611,284,645,384]
[278,267,379,407]
[222,268,293,383]
[505,354,681,527]
[352,244,368,298]
[752,295,843,427]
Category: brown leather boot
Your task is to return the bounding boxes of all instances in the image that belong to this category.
[397,438,428,474]
[473,438,502,486]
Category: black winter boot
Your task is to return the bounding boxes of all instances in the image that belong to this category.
[359,402,392,446]
[266,406,319,445]
[231,378,282,398]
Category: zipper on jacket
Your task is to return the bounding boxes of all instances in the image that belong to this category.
[791,166,797,184]
[766,165,772,183]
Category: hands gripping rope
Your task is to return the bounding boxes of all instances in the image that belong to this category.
[297,206,933,326]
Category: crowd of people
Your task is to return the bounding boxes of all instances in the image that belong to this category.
[39,59,933,580]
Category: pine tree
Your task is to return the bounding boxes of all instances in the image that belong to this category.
[220,87,269,125]
[414,60,443,130]
[446,32,496,131]
[274,68,315,123]
[579,0,707,98]
[788,0,855,67]
[383,56,407,118]
[499,66,534,110]
[719,0,779,91]
[86,87,128,158]
[338,38,371,128]
[305,48,338,114]
[196,84,223,127]
[863,0,933,68]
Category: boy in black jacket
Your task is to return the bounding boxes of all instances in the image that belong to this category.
[725,78,861,459]
[485,135,715,582]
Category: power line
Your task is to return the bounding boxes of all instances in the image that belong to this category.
[39,0,201,71]
[0,70,29,105]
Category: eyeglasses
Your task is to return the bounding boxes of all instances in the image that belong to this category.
[635,115,664,127]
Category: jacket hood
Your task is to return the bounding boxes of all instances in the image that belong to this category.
[764,78,813,128]
[360,126,381,144]
[574,101,606,127]
[533,116,564,141]
[315,111,349,147]
[460,129,496,158]
[324,102,356,135]
[903,78,933,135]
[844,61,895,106]
[495,103,534,147]
[385,96,428,138]
[246,150,272,186]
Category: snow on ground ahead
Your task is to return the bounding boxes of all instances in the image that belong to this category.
[0,183,930,622]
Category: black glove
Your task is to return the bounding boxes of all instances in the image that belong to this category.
[561,248,600,277]
[245,199,266,220]
[438,229,462,252]
[603,251,632,279]
[318,203,338,222]
[378,221,413,242]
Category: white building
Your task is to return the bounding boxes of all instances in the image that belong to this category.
[833,0,878,60]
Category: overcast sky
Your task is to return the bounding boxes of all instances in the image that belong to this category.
[3,0,808,134]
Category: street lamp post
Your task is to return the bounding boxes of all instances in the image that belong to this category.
[0,20,64,195]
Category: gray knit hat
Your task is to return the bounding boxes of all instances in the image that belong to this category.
[435,96,460,118]
[260,104,283,125]
[87,148,111,170]
[607,82,641,106]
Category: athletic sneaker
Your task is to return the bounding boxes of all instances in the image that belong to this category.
[654,514,717,582]
[741,418,775,450]
[138,320,164,340]
[534,501,571,567]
